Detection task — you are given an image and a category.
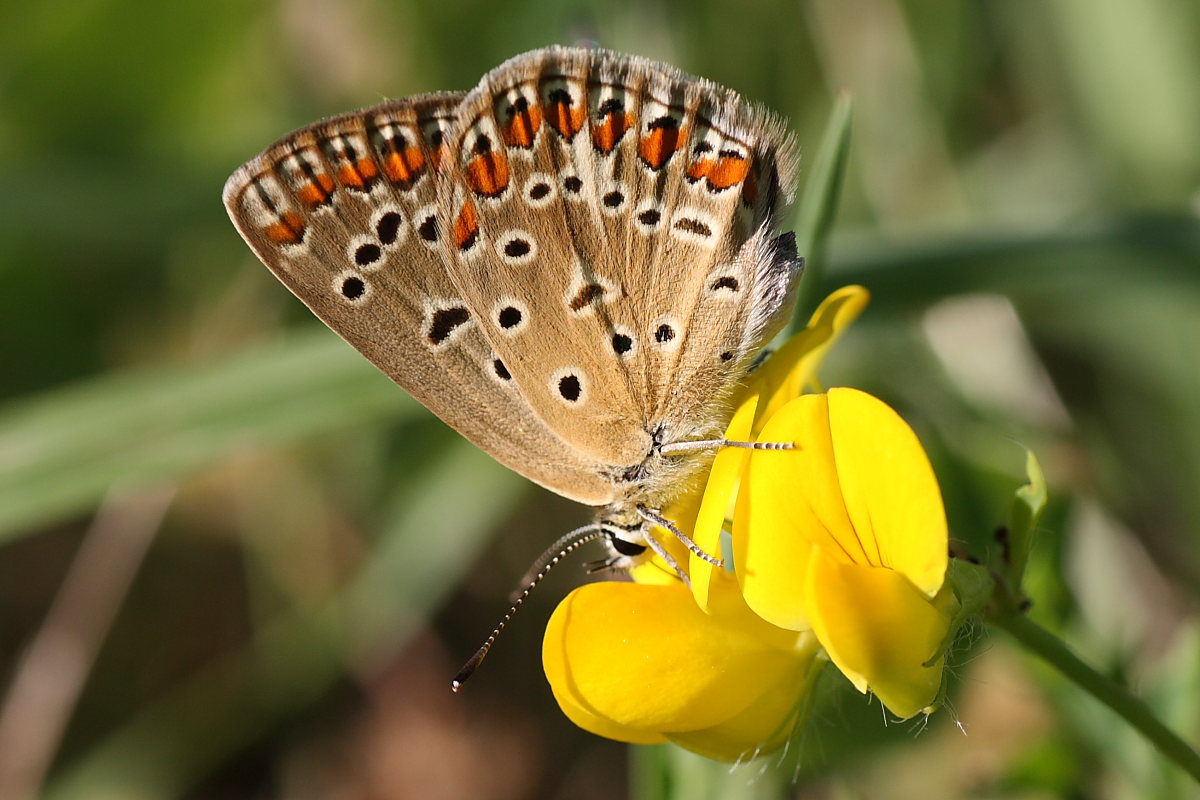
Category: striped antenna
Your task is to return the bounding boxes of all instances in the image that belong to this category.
[451,524,607,692]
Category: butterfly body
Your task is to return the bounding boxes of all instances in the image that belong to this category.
[224,47,801,554]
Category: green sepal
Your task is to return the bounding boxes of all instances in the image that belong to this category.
[1004,448,1047,597]
[924,558,995,667]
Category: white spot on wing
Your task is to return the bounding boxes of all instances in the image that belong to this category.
[491,296,529,336]
[332,269,370,305]
[549,366,588,406]
[494,229,538,265]
[522,172,558,208]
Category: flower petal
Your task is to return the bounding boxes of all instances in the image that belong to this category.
[666,639,818,761]
[804,548,949,719]
[752,285,870,431]
[736,394,872,630]
[688,385,760,610]
[543,582,803,736]
[548,683,667,745]
[826,388,948,596]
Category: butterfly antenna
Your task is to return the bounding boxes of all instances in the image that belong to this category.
[451,524,608,692]
[510,523,608,602]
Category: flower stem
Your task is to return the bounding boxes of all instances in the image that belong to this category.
[990,610,1200,783]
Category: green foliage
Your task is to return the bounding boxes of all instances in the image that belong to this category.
[1005,448,1047,597]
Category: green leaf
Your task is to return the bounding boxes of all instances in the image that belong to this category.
[0,331,415,542]
[787,93,853,332]
[1006,448,1047,594]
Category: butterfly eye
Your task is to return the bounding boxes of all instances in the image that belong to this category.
[609,537,647,557]
[669,209,720,248]
[674,217,712,237]
[560,170,585,199]
[599,182,631,217]
[567,283,605,314]
[650,320,680,351]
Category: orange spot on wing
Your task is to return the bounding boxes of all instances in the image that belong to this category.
[546,94,586,139]
[337,157,379,190]
[383,146,426,187]
[296,173,335,207]
[264,212,305,245]
[592,111,634,153]
[503,104,542,148]
[454,201,479,250]
[638,123,687,170]
[708,154,751,190]
[686,158,715,182]
[337,164,362,188]
[465,150,510,197]
[357,158,378,180]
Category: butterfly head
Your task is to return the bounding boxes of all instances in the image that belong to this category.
[595,519,652,571]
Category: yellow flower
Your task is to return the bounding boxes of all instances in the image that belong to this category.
[542,569,821,761]
[542,286,956,758]
[733,387,955,718]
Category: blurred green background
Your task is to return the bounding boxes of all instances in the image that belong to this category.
[2,1,1199,798]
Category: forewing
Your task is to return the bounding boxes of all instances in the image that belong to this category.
[223,93,616,505]
[437,48,802,466]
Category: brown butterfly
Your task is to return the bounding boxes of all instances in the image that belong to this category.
[224,46,801,605]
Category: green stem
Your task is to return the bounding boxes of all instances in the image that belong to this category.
[991,610,1200,783]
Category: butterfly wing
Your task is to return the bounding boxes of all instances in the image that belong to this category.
[436,48,801,472]
[223,93,617,505]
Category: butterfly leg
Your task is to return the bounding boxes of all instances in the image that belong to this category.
[637,525,692,589]
[635,505,724,569]
[658,439,794,454]
[583,556,622,575]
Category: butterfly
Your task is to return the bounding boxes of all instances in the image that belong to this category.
[223,46,801,584]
